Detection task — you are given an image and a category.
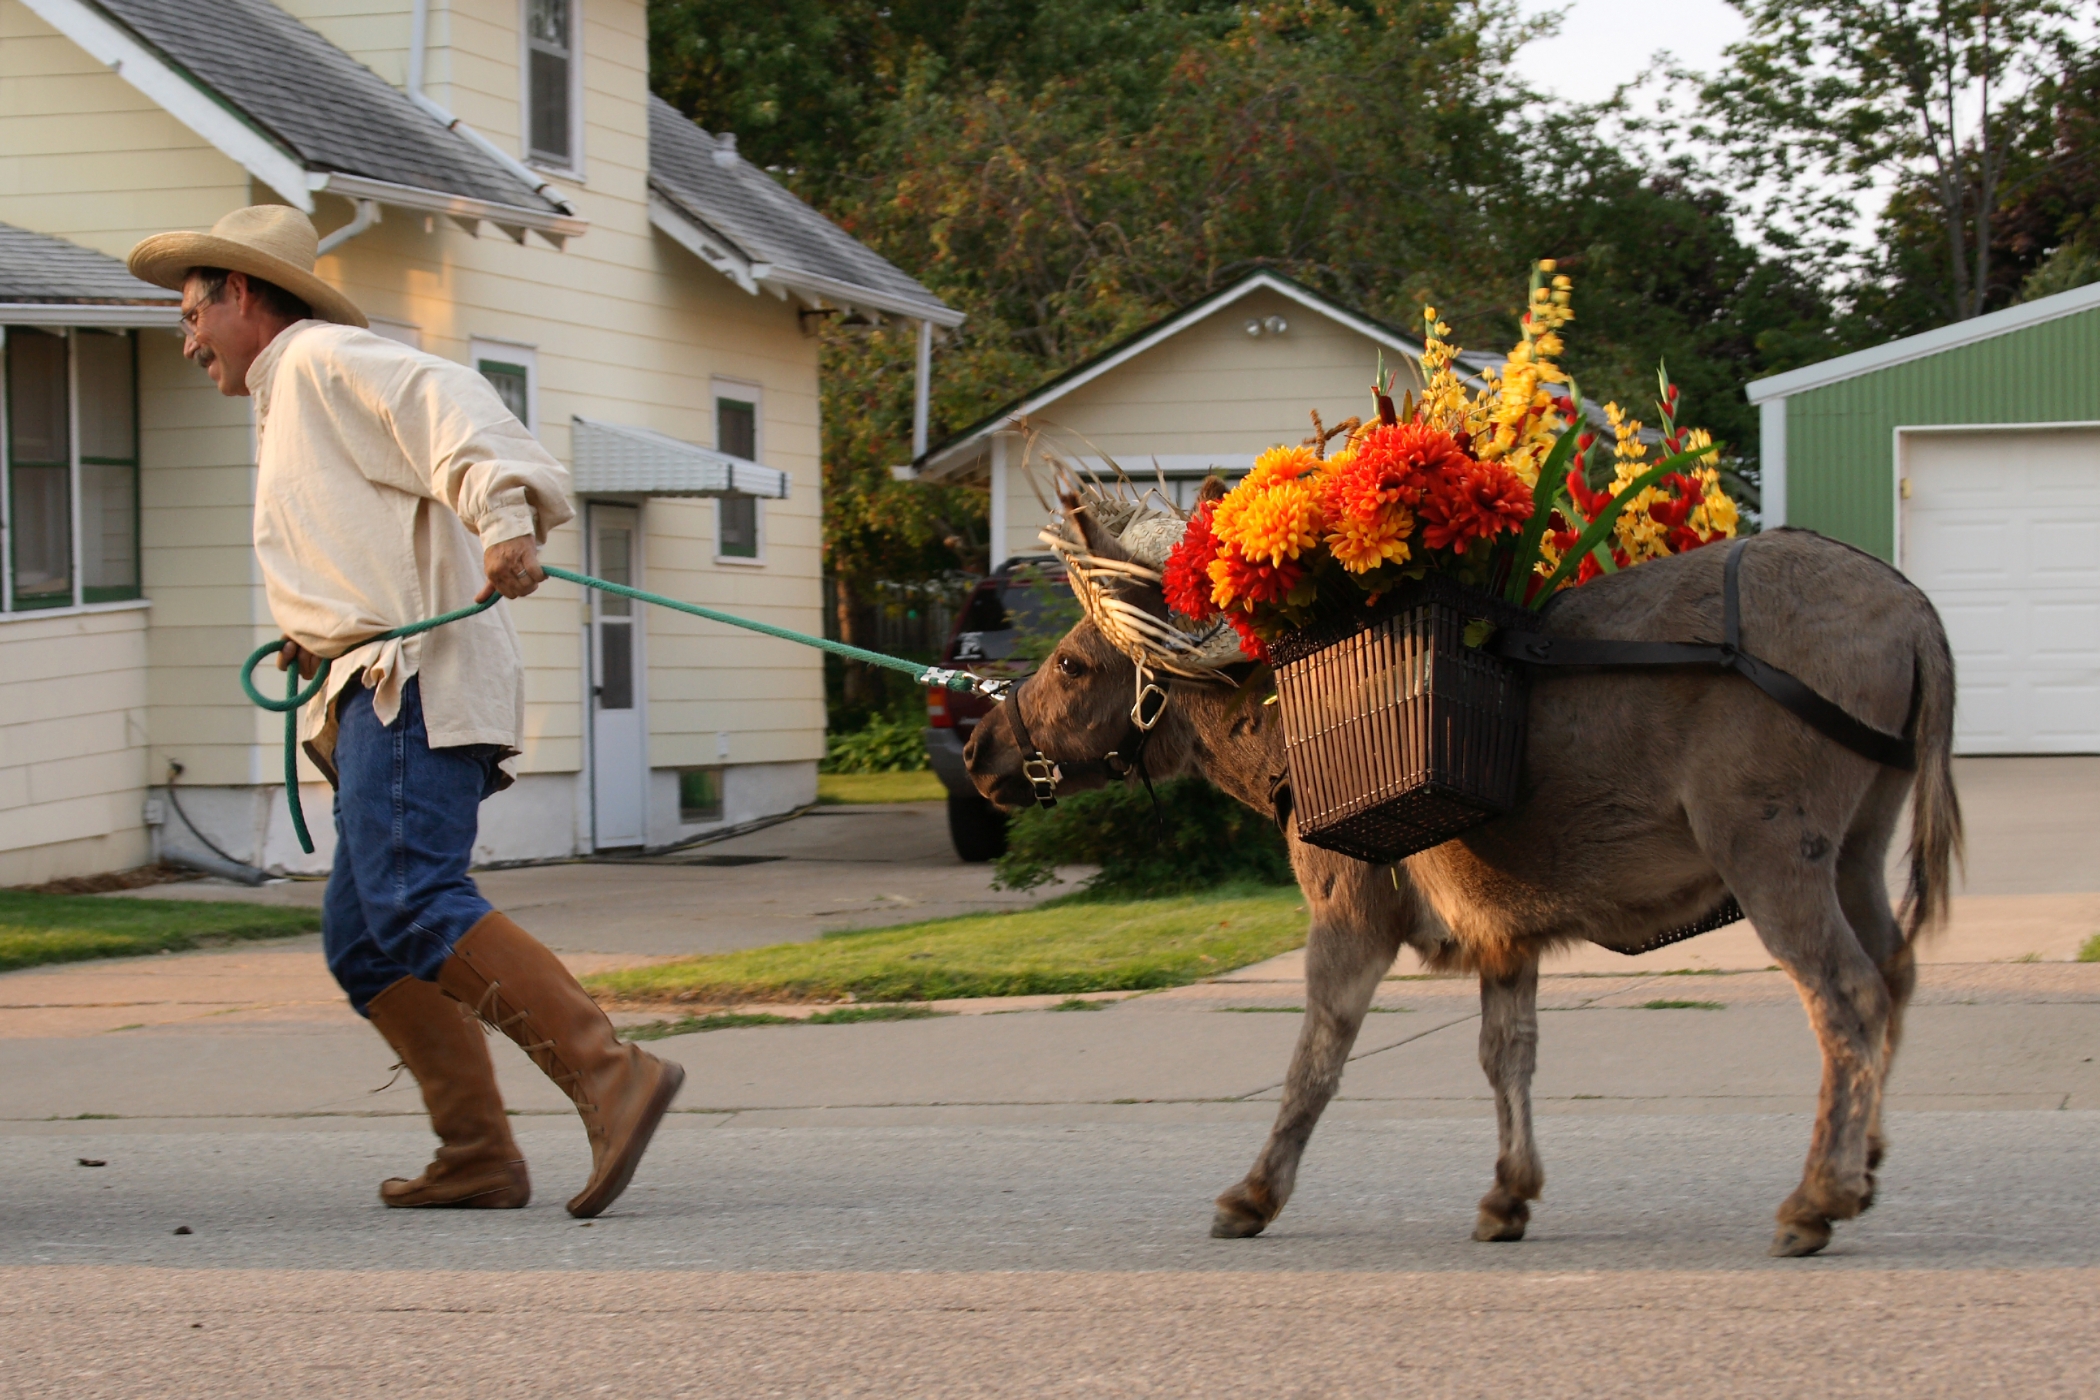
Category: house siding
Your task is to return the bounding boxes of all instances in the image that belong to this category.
[0,607,152,884]
[0,0,830,877]
[1786,304,2100,559]
[989,286,1418,562]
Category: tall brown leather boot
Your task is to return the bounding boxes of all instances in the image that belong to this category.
[366,976,530,1209]
[436,911,685,1218]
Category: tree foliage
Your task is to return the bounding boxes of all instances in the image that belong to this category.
[1694,0,2087,325]
[650,0,1847,616]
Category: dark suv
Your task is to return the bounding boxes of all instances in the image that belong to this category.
[925,556,1070,861]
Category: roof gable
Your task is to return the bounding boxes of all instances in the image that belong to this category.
[23,0,580,237]
[1747,279,2100,403]
[646,97,956,324]
[914,271,1428,477]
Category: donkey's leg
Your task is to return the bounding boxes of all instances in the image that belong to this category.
[1473,958,1543,1241]
[1212,860,1404,1239]
[1834,773,1914,1194]
[1730,869,1892,1258]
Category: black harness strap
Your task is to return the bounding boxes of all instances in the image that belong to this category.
[1493,538,1917,771]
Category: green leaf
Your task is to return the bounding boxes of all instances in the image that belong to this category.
[1527,443,1720,607]
[1500,422,1582,604]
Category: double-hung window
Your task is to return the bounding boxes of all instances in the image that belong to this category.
[3,326,139,612]
[524,0,578,170]
[715,395,760,561]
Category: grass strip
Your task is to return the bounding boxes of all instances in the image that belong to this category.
[817,771,946,805]
[1638,998,1725,1010]
[587,886,1308,1006]
[0,892,320,973]
[621,1004,950,1041]
[2077,933,2100,963]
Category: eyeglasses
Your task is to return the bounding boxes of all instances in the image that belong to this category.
[179,290,222,334]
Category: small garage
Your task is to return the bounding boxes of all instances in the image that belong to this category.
[1747,283,2100,755]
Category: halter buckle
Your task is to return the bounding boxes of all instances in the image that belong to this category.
[1021,754,1061,806]
[1130,681,1168,732]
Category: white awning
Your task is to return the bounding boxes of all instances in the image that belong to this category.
[569,416,789,499]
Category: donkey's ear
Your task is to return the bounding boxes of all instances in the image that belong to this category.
[1060,492,1133,566]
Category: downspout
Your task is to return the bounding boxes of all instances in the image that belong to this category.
[912,318,933,458]
[407,0,575,214]
[315,197,380,254]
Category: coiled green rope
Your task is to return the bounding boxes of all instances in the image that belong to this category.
[240,565,1006,855]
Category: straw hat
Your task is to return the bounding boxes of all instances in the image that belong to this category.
[128,205,367,328]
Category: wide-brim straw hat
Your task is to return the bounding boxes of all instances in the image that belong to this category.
[128,205,367,328]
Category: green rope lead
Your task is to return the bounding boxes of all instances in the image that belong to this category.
[240,568,1006,856]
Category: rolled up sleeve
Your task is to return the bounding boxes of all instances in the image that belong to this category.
[358,344,575,542]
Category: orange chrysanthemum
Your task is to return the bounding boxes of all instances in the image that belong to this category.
[1324,504,1413,574]
[1239,443,1321,491]
[1207,549,1304,613]
[1210,477,1322,569]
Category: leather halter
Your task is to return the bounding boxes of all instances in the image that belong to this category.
[1002,664,1170,810]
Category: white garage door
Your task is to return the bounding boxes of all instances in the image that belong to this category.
[1900,427,2100,754]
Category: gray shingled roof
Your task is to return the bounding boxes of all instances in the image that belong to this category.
[0,222,178,304]
[87,0,563,216]
[647,97,951,317]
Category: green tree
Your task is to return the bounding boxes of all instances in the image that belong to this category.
[1695,0,2084,323]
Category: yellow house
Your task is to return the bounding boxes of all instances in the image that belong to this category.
[905,271,1435,567]
[0,0,959,884]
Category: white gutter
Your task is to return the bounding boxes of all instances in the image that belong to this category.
[324,172,585,242]
[646,191,758,294]
[913,318,933,458]
[407,0,577,219]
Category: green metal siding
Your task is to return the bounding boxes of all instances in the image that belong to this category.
[1787,304,2100,559]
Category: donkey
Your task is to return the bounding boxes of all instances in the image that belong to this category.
[963,514,1959,1257]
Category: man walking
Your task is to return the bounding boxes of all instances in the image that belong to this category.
[129,206,684,1217]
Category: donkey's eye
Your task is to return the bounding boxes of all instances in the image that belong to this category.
[1056,654,1087,678]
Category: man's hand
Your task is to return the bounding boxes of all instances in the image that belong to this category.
[277,639,322,680]
[480,535,544,602]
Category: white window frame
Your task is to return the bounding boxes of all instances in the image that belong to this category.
[1,325,146,617]
[712,378,765,566]
[519,0,585,179]
[471,338,540,436]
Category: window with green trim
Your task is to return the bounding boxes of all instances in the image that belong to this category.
[4,327,139,612]
[479,359,531,427]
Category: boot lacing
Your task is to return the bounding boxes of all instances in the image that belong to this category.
[471,979,599,1115]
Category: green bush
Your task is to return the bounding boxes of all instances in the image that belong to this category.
[993,776,1294,897]
[821,713,930,774]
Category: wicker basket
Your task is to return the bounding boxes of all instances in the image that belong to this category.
[1270,573,1532,863]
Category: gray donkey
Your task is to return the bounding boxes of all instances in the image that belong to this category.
[963,510,1960,1257]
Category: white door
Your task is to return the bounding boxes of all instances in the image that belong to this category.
[588,505,648,846]
[1901,428,2100,754]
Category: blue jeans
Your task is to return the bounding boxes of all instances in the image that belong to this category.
[322,676,506,1015]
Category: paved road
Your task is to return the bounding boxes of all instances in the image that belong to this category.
[3,758,2097,1396]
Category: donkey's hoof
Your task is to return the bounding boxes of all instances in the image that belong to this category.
[1473,1211,1527,1243]
[1211,1203,1268,1239]
[1768,1220,1832,1257]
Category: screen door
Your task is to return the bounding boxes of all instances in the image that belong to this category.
[588,505,647,847]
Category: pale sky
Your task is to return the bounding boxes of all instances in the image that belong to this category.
[1510,0,1750,104]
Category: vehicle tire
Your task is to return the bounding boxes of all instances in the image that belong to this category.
[947,787,1010,862]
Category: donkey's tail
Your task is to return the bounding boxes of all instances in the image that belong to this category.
[1900,614,1964,942]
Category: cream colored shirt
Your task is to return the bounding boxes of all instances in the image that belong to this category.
[248,321,574,784]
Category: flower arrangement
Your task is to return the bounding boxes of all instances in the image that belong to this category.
[1163,262,1741,662]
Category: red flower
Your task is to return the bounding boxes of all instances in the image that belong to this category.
[1163,501,1221,620]
[1332,421,1474,515]
[1209,548,1304,609]
[1417,460,1532,552]
[1225,610,1272,665]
